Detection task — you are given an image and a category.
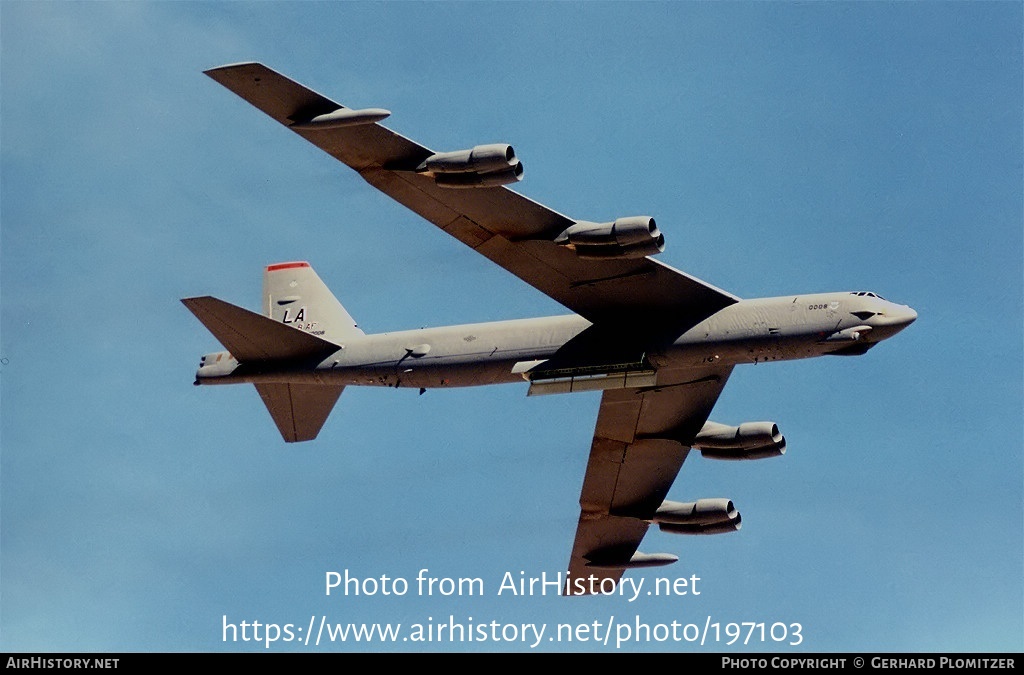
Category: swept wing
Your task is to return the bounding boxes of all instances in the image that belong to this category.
[204,63,738,326]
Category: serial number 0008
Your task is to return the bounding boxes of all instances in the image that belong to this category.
[711,621,803,646]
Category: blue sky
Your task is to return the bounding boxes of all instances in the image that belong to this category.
[2,1,1021,653]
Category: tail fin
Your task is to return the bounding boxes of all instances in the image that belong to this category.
[263,262,364,343]
[183,261,359,443]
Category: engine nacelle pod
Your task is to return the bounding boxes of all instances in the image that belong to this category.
[653,498,741,535]
[555,216,665,259]
[653,498,738,526]
[419,144,523,188]
[693,421,786,460]
[432,162,523,188]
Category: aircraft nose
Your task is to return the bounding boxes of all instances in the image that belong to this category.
[873,304,917,336]
[896,305,918,326]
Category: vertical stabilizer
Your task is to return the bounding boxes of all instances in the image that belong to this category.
[262,262,364,342]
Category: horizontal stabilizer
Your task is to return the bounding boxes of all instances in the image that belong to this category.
[182,296,339,363]
[255,383,344,442]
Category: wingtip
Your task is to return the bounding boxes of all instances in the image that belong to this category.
[203,61,265,76]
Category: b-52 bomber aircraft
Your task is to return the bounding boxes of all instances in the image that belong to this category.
[185,63,917,595]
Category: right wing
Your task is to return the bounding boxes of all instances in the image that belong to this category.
[566,366,734,594]
[204,62,738,326]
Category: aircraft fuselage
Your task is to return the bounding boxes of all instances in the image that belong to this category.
[195,291,916,389]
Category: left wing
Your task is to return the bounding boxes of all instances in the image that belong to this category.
[565,366,733,594]
[204,62,738,326]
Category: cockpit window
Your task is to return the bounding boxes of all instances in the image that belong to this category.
[850,291,887,300]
